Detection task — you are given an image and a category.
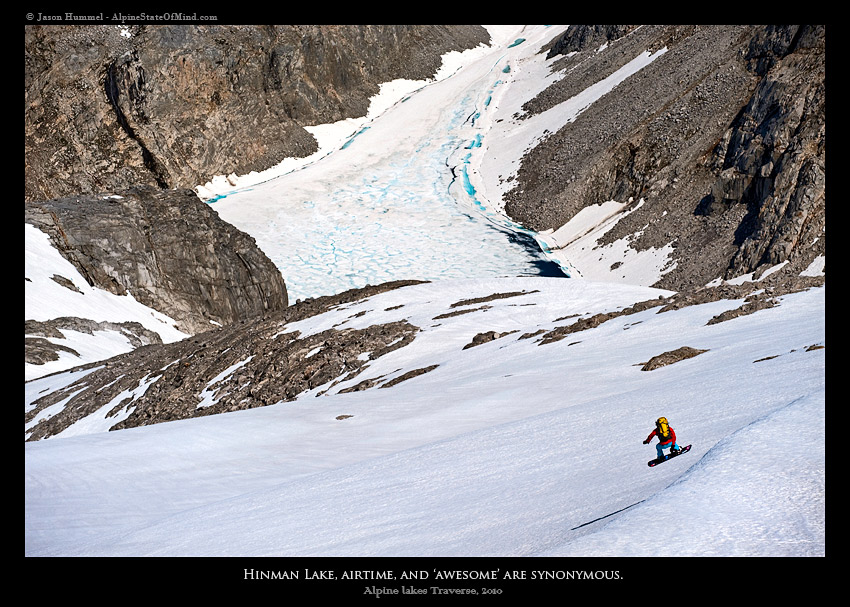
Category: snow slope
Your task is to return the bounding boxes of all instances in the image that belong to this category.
[25,280,825,558]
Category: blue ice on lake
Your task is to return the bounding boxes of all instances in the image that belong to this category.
[341,127,371,150]
[210,47,568,303]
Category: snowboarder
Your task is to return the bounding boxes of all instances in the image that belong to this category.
[643,417,682,461]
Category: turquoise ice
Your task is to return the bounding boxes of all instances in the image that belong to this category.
[210,35,567,303]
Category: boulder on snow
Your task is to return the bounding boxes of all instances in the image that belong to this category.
[641,346,709,371]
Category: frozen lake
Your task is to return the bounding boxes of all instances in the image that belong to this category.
[207,26,570,302]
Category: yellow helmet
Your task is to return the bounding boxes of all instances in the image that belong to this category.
[656,417,668,426]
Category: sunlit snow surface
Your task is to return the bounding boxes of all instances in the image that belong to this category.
[25,280,825,557]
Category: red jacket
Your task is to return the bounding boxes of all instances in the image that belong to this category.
[646,426,676,446]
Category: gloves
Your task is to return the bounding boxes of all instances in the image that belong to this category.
[643,439,650,444]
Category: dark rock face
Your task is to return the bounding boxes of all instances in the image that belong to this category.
[25,25,490,201]
[545,25,639,58]
[25,186,288,334]
[25,281,425,441]
[714,26,825,280]
[505,25,825,292]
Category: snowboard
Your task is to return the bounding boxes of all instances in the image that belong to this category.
[648,444,691,467]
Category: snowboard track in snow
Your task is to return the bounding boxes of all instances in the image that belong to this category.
[570,499,647,530]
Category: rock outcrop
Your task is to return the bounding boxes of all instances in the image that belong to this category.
[25,185,288,333]
[25,317,164,365]
[505,25,825,293]
[640,346,708,371]
[25,25,490,201]
[25,280,425,441]
[534,272,822,347]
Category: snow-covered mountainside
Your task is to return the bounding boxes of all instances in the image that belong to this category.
[25,24,825,565]
[25,278,825,558]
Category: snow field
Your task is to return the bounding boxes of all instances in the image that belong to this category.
[25,280,825,557]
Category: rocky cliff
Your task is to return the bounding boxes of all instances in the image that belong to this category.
[505,25,825,292]
[25,25,490,202]
[25,185,288,334]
